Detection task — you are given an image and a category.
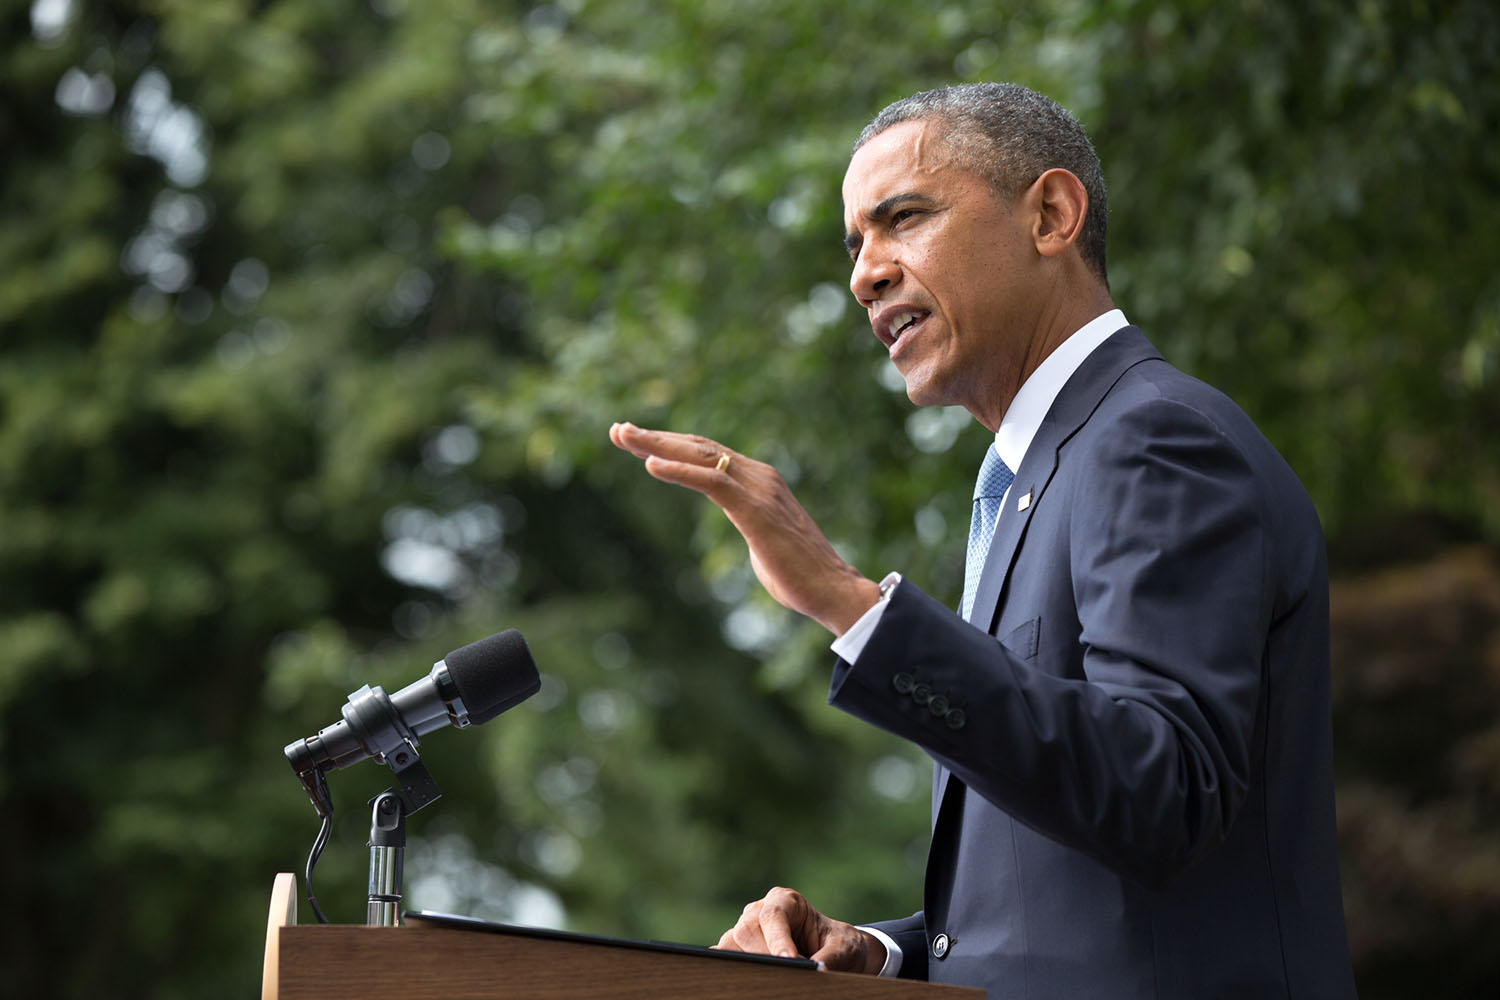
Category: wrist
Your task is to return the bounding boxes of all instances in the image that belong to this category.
[820,574,884,637]
[860,929,888,976]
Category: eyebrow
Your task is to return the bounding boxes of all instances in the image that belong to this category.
[842,192,937,256]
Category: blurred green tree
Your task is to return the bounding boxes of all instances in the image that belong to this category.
[1,0,1496,997]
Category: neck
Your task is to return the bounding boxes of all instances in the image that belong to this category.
[970,282,1116,432]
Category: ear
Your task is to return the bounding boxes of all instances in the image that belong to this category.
[1028,168,1089,259]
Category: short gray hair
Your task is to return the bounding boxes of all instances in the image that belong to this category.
[854,83,1108,286]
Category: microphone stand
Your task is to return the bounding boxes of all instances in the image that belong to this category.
[364,746,443,926]
[367,791,406,925]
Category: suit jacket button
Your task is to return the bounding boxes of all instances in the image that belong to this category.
[932,933,950,959]
[928,694,949,716]
[892,673,915,694]
[911,683,932,706]
[945,708,966,730]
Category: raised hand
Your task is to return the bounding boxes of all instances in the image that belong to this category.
[608,422,881,636]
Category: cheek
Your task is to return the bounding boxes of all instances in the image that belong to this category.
[900,242,932,271]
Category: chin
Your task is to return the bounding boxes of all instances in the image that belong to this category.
[900,372,947,409]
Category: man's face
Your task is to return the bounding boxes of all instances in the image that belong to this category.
[842,119,1041,428]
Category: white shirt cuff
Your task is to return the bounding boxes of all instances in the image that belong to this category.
[830,572,902,663]
[858,924,904,978]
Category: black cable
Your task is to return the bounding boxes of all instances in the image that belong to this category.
[304,812,333,924]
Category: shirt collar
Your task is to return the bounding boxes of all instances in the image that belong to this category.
[994,309,1128,474]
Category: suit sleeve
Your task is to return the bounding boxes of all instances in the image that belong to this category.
[865,911,928,981]
[829,399,1273,889]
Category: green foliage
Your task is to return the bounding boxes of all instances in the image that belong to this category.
[2,1,1497,997]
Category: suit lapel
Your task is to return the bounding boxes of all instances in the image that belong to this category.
[966,327,1162,636]
[931,329,1161,827]
[934,761,952,811]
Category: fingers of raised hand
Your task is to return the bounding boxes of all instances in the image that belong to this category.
[610,423,724,465]
[610,423,745,489]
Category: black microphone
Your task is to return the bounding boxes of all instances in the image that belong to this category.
[283,629,540,801]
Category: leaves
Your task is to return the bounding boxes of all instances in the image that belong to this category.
[2,1,1498,996]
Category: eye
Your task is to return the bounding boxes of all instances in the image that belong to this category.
[891,208,919,226]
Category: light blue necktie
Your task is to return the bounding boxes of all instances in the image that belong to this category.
[960,445,1014,620]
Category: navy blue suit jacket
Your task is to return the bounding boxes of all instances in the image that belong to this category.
[830,328,1356,998]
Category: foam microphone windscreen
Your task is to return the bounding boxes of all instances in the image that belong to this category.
[443,629,541,725]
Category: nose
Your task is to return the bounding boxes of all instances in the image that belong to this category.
[850,244,900,308]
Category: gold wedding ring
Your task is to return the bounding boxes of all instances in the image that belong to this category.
[714,453,732,474]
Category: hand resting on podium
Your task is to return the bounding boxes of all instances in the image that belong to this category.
[713,886,886,975]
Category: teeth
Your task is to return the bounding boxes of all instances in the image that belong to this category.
[889,311,920,338]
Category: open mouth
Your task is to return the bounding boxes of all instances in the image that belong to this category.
[883,309,929,351]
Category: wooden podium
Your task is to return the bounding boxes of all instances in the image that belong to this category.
[262,873,982,999]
